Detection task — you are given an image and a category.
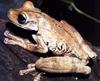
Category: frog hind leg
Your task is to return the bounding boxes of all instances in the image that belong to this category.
[35,56,91,74]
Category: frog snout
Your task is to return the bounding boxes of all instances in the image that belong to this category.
[7,9,18,23]
[8,9,15,17]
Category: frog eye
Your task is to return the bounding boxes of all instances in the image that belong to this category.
[18,13,27,24]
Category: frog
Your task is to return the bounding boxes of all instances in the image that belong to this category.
[4,1,97,80]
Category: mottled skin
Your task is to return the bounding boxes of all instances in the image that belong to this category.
[4,1,97,79]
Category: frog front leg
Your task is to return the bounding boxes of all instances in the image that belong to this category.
[4,30,38,51]
[32,34,48,53]
[4,30,48,53]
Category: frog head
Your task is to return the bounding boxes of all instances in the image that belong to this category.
[8,1,41,31]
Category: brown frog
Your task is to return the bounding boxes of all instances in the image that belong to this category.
[4,1,97,80]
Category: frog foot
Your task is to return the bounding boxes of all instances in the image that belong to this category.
[19,66,36,75]
[19,63,43,81]
[4,30,24,45]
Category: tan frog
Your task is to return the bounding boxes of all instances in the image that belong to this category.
[4,1,97,79]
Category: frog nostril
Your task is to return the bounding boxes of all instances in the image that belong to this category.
[18,13,27,24]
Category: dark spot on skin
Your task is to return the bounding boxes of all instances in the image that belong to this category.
[46,42,49,45]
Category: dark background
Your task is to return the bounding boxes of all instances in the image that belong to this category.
[0,0,100,81]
